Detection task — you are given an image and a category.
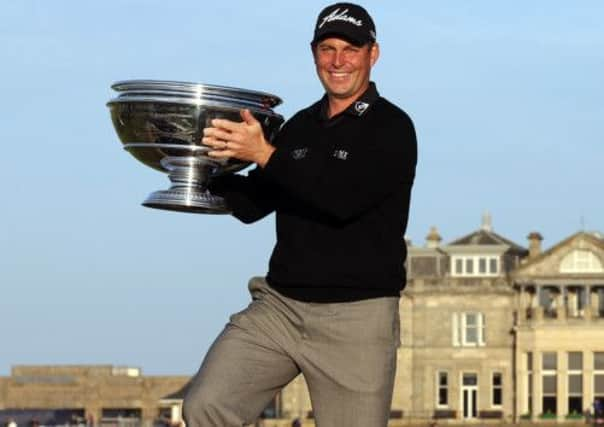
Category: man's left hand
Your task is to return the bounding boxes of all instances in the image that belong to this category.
[203,109,276,168]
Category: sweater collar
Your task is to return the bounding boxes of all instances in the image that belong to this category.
[315,82,379,122]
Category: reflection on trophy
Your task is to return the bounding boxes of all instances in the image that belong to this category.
[107,80,284,214]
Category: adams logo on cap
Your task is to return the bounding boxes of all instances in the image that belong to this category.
[319,8,363,29]
[311,3,376,46]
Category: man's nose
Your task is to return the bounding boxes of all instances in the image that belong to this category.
[332,50,345,67]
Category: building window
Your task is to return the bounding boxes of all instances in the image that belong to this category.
[466,258,474,274]
[568,352,583,415]
[543,352,558,370]
[489,258,498,273]
[542,352,557,415]
[451,255,500,277]
[465,313,479,345]
[492,372,503,407]
[560,250,604,273]
[452,312,486,347]
[437,371,448,407]
[479,257,487,273]
[594,352,604,403]
[463,312,485,346]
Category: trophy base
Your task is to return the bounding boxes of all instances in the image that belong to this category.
[142,189,230,214]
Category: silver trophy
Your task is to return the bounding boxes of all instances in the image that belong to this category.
[107,80,284,214]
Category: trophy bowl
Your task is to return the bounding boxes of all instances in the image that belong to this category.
[107,79,284,214]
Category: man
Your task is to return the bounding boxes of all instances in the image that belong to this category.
[182,3,417,426]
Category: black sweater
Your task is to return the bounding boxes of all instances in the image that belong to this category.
[211,83,417,302]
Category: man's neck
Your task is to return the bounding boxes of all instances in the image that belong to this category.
[327,98,351,118]
[326,84,371,118]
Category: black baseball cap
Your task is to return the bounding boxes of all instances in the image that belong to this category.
[311,3,376,47]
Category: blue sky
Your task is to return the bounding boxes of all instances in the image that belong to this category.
[1,1,602,375]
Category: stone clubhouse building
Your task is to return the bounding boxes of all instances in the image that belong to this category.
[279,215,604,424]
[2,215,604,425]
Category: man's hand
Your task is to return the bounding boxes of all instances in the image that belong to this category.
[203,109,276,168]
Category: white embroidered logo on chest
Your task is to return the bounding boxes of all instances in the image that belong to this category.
[291,148,308,160]
[354,101,369,115]
[333,149,349,160]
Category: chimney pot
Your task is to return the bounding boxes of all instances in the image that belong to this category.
[527,231,543,258]
[426,226,442,248]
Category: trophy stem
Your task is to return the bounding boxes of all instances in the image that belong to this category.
[167,159,211,191]
[142,156,230,214]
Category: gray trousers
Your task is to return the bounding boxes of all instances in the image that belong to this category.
[182,277,400,427]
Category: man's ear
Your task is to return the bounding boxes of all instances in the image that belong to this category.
[310,43,318,64]
[370,42,380,67]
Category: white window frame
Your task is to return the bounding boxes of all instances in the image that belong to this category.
[560,250,604,273]
[460,371,480,419]
[452,312,486,347]
[451,255,500,277]
[436,371,449,408]
[491,372,503,408]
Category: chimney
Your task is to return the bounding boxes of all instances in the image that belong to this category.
[425,226,442,249]
[527,232,543,258]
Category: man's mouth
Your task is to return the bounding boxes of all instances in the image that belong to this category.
[329,71,351,80]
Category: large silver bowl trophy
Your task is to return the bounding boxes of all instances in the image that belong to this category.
[107,80,284,214]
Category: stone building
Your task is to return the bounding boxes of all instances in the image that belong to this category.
[513,231,604,421]
[2,218,604,426]
[278,216,604,424]
[0,365,189,427]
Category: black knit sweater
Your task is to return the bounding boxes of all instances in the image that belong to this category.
[210,83,417,302]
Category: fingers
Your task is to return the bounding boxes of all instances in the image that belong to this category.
[201,109,263,162]
[206,140,241,159]
[240,108,257,125]
[202,134,241,151]
[203,127,241,143]
[208,144,239,158]
[211,109,258,131]
[210,117,244,133]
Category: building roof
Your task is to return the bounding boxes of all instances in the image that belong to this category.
[589,231,604,241]
[513,231,604,276]
[161,380,192,400]
[447,229,527,253]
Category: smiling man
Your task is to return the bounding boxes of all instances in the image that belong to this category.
[182,3,417,426]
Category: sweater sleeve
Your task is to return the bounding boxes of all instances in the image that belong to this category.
[209,167,276,224]
[262,110,417,222]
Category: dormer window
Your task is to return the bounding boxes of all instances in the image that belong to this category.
[452,255,499,277]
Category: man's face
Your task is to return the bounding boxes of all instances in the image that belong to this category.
[313,37,379,103]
